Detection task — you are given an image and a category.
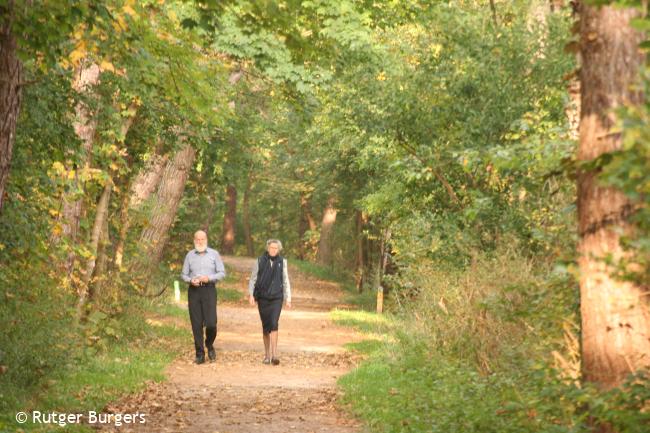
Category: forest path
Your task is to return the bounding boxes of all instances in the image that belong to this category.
[98,255,364,433]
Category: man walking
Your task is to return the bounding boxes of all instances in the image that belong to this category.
[181,230,226,364]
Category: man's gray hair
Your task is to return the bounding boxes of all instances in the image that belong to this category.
[266,239,283,251]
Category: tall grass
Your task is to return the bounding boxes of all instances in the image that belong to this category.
[335,242,634,433]
[393,243,577,375]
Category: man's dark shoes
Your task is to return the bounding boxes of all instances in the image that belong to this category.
[208,346,216,362]
[194,354,205,365]
[271,358,280,366]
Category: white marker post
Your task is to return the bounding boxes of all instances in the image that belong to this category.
[174,280,180,302]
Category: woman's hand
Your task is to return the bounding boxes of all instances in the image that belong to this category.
[286,300,292,309]
[248,295,255,306]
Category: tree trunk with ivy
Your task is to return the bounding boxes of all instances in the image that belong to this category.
[577,2,650,403]
[136,145,195,278]
[114,153,168,268]
[59,63,101,247]
[0,1,23,214]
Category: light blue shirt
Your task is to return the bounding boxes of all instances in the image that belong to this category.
[181,247,226,283]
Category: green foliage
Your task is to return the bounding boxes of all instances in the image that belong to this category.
[0,307,185,432]
[337,244,648,433]
[2,0,649,432]
[291,259,351,283]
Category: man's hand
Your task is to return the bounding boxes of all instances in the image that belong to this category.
[200,275,209,283]
[248,295,255,306]
[190,278,200,286]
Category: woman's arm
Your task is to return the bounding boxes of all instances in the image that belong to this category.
[248,259,258,296]
[248,259,258,305]
[283,259,291,305]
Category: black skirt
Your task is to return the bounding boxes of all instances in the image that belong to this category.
[257,296,283,334]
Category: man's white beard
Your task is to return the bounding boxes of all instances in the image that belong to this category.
[195,243,207,252]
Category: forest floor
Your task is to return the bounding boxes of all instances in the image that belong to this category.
[96,256,365,433]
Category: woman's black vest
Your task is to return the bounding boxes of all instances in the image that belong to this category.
[253,254,284,300]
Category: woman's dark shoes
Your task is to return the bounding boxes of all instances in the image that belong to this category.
[262,357,271,365]
[208,346,216,362]
[195,354,205,365]
[271,358,280,366]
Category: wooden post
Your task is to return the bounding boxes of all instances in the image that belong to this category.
[376,286,384,314]
[375,228,391,314]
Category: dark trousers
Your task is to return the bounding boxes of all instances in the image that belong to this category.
[188,283,217,356]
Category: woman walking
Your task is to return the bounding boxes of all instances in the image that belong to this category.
[248,239,292,365]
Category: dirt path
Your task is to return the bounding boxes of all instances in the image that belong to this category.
[99,256,364,433]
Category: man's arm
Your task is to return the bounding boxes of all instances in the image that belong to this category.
[207,250,226,282]
[181,253,192,283]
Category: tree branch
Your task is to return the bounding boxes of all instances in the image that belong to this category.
[489,0,499,28]
[394,132,461,205]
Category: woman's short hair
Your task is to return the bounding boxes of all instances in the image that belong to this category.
[266,239,283,251]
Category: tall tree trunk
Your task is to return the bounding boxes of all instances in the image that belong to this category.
[79,105,137,305]
[242,174,254,256]
[298,191,317,260]
[114,153,168,267]
[92,210,111,296]
[0,1,23,214]
[137,145,195,272]
[220,184,237,254]
[317,195,338,266]
[355,210,367,292]
[578,2,650,399]
[60,62,101,244]
[488,0,498,27]
[78,179,112,314]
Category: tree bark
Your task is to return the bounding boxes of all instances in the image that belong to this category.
[114,153,168,267]
[550,0,565,13]
[220,184,237,254]
[242,173,254,256]
[78,179,112,314]
[137,145,195,270]
[52,62,102,283]
[79,104,137,304]
[92,209,111,296]
[317,195,338,266]
[298,191,317,260]
[0,1,23,214]
[355,210,366,292]
[488,0,498,28]
[578,2,650,397]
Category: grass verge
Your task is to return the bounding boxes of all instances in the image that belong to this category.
[1,297,187,433]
